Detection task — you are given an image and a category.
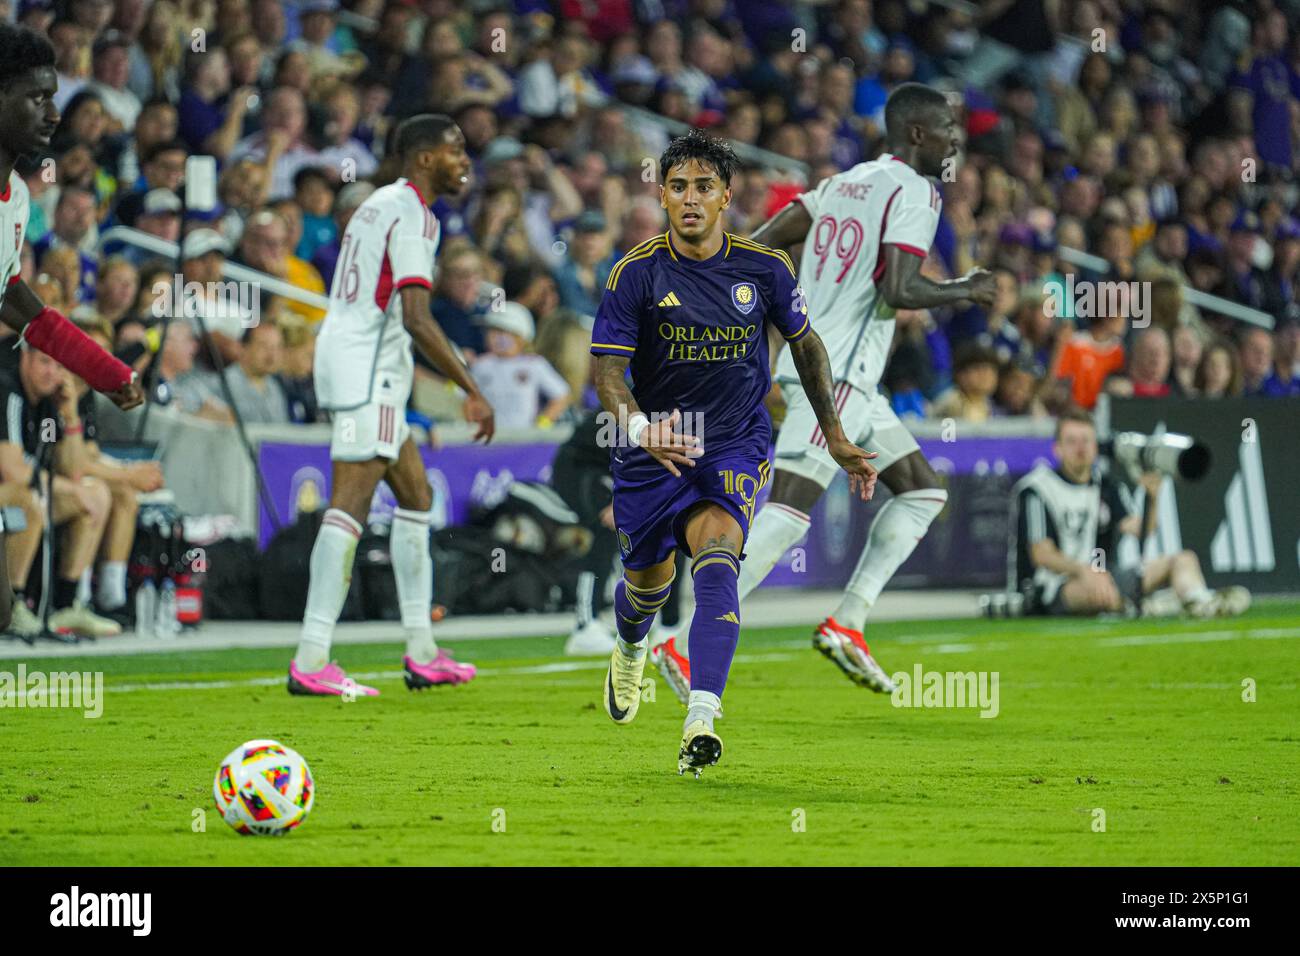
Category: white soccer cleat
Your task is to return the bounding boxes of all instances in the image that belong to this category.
[677,719,723,778]
[48,602,122,638]
[1212,586,1251,617]
[812,616,897,693]
[565,619,616,656]
[602,642,647,724]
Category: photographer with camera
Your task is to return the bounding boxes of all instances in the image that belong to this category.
[1013,408,1250,618]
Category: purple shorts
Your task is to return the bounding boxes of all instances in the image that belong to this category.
[612,451,771,569]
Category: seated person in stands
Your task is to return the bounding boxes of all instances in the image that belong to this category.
[142,320,233,423]
[219,322,291,424]
[0,345,123,638]
[71,320,166,615]
[470,302,571,429]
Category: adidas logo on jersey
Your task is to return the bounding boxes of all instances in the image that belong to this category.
[658,292,682,307]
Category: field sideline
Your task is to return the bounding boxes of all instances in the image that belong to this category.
[2,601,1298,866]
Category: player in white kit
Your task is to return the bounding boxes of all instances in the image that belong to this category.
[651,85,997,699]
[0,25,145,634]
[289,114,495,696]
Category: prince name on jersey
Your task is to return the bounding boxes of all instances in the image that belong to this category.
[591,231,809,461]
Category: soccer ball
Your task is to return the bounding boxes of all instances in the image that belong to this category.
[213,739,315,836]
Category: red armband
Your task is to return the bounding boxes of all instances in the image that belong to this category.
[22,306,133,393]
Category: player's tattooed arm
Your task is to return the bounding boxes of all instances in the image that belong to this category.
[881,245,997,310]
[594,354,701,477]
[788,330,878,500]
[749,200,812,254]
[399,284,495,443]
[594,353,641,421]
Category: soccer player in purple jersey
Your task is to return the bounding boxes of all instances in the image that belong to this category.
[590,129,877,776]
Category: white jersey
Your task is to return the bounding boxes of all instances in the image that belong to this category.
[0,172,31,302]
[775,153,941,393]
[470,353,571,429]
[314,177,440,410]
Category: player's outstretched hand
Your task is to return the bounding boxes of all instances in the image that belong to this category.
[641,407,703,478]
[464,393,495,444]
[107,375,145,411]
[828,437,878,500]
[964,268,998,309]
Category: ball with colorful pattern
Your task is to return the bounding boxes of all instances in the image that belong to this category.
[213,739,315,836]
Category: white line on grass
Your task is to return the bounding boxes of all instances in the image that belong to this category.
[106,652,800,694]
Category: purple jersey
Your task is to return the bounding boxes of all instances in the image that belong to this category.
[591,231,811,461]
[591,231,810,567]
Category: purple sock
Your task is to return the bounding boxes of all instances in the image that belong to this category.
[614,575,673,644]
[686,547,741,696]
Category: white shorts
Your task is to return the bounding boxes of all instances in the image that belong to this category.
[327,372,412,462]
[773,381,919,487]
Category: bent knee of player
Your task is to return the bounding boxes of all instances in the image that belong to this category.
[767,467,825,514]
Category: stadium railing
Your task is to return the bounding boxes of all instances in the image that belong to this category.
[1055,245,1274,330]
[97,226,331,311]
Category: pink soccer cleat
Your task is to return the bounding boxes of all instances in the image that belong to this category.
[403,650,477,689]
[287,661,380,697]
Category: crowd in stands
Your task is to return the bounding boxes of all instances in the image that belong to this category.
[3,0,1300,439]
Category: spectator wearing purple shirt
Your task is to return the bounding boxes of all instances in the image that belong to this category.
[1230,9,1300,171]
[178,48,258,162]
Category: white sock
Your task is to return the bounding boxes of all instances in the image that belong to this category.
[737,502,812,603]
[295,509,362,673]
[392,507,438,664]
[836,489,948,632]
[617,634,647,659]
[96,561,128,610]
[77,568,93,607]
[575,570,595,629]
[685,689,721,731]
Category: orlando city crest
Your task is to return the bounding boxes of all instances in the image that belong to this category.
[731,282,756,315]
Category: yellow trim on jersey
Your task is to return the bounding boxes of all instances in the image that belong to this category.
[606,236,668,291]
[724,233,732,258]
[663,230,678,261]
[591,342,636,352]
[783,316,811,340]
[729,235,796,276]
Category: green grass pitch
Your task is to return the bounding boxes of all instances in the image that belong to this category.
[2,601,1298,866]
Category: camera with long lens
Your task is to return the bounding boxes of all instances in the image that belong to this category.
[1106,425,1212,485]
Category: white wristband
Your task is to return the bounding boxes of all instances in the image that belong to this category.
[626,412,650,446]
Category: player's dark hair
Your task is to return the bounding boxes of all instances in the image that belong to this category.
[659,128,739,187]
[394,113,457,159]
[1054,406,1095,441]
[0,23,56,92]
[884,83,950,141]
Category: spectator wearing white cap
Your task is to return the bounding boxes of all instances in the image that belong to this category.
[470,302,572,430]
[179,228,248,366]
